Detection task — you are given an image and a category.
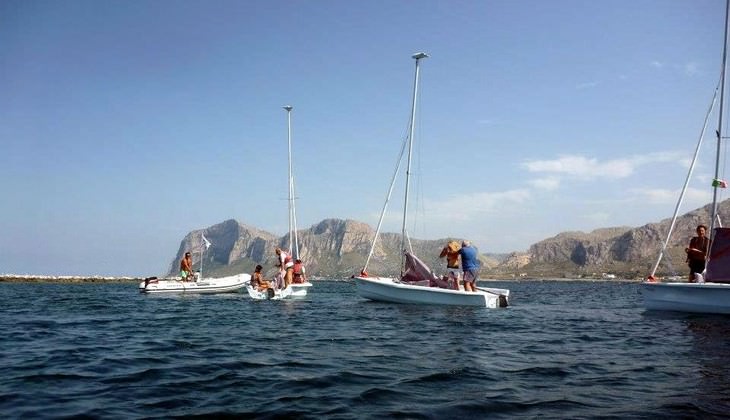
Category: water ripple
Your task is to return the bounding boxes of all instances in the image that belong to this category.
[1,281,729,418]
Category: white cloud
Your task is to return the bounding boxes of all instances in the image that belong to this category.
[628,187,711,205]
[424,189,531,222]
[653,60,700,76]
[528,177,560,190]
[583,212,611,224]
[522,152,685,180]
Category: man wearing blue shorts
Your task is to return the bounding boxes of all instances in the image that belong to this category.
[458,241,480,292]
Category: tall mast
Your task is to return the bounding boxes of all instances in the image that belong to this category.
[401,52,428,275]
[283,105,298,258]
[710,0,730,239]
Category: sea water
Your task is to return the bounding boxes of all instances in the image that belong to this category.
[0,280,728,418]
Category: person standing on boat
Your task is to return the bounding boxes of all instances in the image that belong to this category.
[179,252,193,281]
[275,247,294,288]
[458,241,480,292]
[439,240,461,290]
[686,224,711,283]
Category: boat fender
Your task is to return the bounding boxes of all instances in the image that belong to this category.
[498,295,509,308]
[266,288,275,299]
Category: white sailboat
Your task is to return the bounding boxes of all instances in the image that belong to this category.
[354,52,509,308]
[642,0,730,314]
[140,235,249,294]
[246,105,312,300]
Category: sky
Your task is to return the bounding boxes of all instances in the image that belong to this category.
[2,0,729,276]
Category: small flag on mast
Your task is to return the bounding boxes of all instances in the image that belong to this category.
[202,233,212,250]
[712,178,728,188]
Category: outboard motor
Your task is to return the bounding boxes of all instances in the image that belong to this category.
[144,277,158,287]
[498,295,509,308]
[266,288,276,299]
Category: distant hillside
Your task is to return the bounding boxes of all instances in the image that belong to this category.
[170,199,730,280]
[493,199,730,279]
[170,218,499,279]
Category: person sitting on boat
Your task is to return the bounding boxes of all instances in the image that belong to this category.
[250,264,271,291]
[431,273,456,289]
[275,247,294,288]
[686,224,711,283]
[458,241,480,292]
[292,259,307,284]
[446,270,460,290]
[179,252,194,281]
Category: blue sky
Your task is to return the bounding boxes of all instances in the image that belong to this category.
[1,0,727,276]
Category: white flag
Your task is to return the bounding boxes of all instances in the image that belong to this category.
[202,233,211,250]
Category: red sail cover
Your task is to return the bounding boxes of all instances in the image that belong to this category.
[705,227,730,282]
[401,252,439,286]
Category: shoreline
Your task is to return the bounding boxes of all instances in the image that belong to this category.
[0,274,642,284]
[0,275,144,283]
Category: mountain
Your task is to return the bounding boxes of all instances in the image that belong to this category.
[495,199,730,279]
[169,199,730,280]
[169,218,499,279]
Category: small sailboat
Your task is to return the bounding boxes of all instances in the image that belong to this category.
[353,52,509,308]
[246,105,312,300]
[140,234,249,294]
[642,0,730,314]
[246,270,294,300]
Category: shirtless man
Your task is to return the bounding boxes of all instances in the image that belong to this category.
[180,252,193,281]
[250,264,271,291]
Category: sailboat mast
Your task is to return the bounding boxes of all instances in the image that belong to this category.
[401,52,428,275]
[283,105,297,258]
[711,0,730,238]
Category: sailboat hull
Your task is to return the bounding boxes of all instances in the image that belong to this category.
[641,282,730,314]
[290,281,313,297]
[245,281,312,300]
[246,285,294,300]
[354,276,509,308]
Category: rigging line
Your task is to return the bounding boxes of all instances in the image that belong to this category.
[649,78,721,278]
[361,134,410,273]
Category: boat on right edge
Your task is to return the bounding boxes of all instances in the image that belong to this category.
[353,52,509,308]
[641,0,730,315]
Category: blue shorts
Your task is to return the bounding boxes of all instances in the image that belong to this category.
[463,269,478,284]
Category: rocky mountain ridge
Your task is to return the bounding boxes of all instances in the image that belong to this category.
[170,199,730,279]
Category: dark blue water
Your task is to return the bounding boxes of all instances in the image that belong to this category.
[1,280,729,419]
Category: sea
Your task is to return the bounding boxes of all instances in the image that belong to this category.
[1,280,729,419]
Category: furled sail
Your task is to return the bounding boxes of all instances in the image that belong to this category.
[401,252,439,285]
